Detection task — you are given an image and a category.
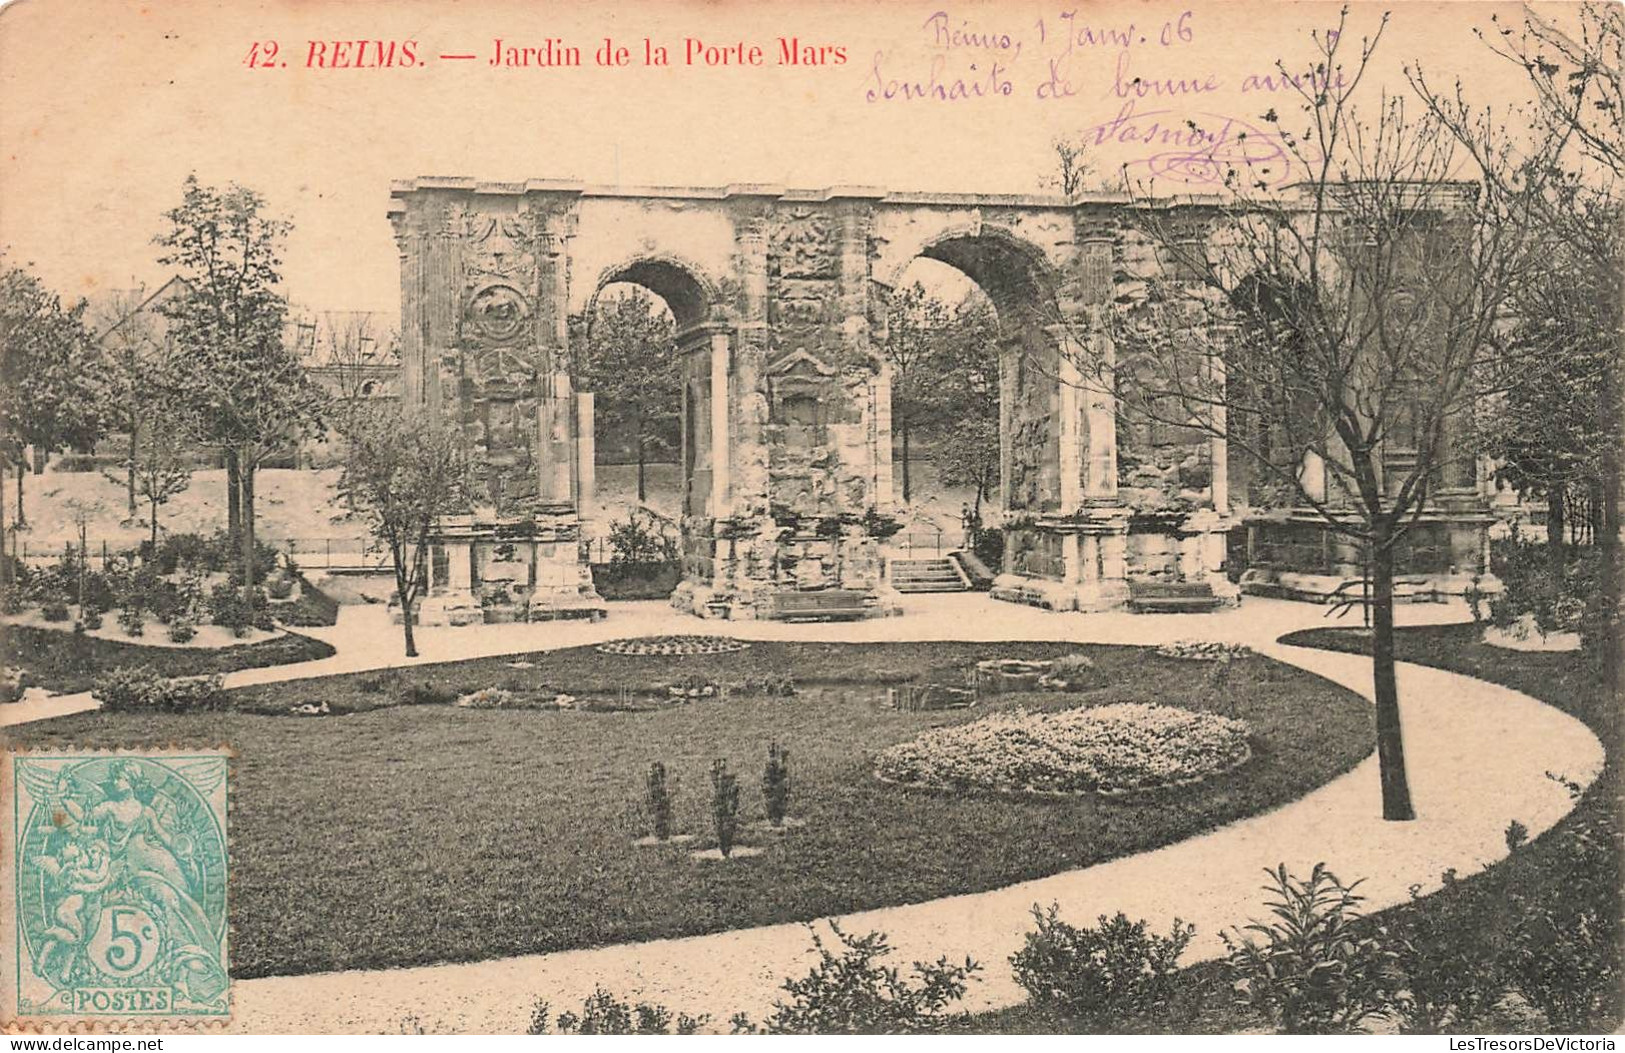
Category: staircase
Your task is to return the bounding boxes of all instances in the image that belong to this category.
[889,557,971,594]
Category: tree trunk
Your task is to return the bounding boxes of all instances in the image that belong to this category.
[225,450,241,541]
[126,426,138,519]
[1598,366,1622,698]
[636,431,647,504]
[1547,488,1567,573]
[239,451,256,604]
[1370,523,1417,821]
[150,496,161,551]
[397,557,419,658]
[0,461,8,588]
[14,458,25,529]
[901,424,912,503]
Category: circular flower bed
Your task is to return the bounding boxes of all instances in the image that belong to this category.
[1155,640,1256,662]
[594,635,751,656]
[875,702,1253,796]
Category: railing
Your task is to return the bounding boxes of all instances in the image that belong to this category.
[891,529,948,557]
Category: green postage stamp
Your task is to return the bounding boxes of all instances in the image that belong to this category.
[3,750,230,1028]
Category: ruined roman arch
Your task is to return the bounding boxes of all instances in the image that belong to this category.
[387,177,1489,624]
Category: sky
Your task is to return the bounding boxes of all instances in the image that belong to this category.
[0,0,1565,316]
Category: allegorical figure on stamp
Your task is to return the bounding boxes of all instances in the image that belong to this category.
[15,756,229,1015]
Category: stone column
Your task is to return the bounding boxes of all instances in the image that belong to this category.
[575,392,595,522]
[731,199,772,516]
[710,331,731,517]
[1052,325,1085,512]
[1084,318,1118,501]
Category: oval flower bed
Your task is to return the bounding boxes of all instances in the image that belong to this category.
[875,702,1253,796]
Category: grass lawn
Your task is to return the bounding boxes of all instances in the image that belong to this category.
[1,623,335,694]
[966,624,1621,1034]
[7,641,1373,980]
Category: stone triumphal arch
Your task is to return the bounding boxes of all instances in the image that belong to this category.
[387,177,1492,624]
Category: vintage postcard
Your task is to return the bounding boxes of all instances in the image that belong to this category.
[0,0,1618,1040]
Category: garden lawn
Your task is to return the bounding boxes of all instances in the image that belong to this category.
[8,641,1374,980]
[0,624,335,694]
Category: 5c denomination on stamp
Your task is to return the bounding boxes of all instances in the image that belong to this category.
[3,749,230,1029]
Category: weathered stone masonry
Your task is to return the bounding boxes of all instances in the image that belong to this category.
[388,178,1494,621]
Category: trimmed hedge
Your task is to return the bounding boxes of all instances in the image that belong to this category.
[277,574,341,627]
[590,561,681,601]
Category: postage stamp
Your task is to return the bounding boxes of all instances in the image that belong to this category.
[2,750,230,1029]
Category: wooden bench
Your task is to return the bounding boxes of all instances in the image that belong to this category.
[763,589,871,622]
[1127,580,1222,614]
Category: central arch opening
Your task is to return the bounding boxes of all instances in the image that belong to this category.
[882,231,1061,572]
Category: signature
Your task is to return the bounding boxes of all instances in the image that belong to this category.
[1085,100,1301,188]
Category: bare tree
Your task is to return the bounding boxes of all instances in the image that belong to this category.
[1046,136,1095,199]
[1070,11,1551,820]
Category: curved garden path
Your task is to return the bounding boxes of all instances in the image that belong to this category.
[2,596,1606,1033]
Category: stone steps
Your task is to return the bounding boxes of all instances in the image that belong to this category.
[889,558,971,594]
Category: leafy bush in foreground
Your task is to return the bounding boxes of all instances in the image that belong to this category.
[93,666,225,712]
[732,922,981,1034]
[1011,905,1194,1028]
[527,988,705,1035]
[1222,863,1404,1034]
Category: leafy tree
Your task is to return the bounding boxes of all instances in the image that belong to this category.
[927,298,1001,517]
[338,406,465,657]
[577,287,679,504]
[156,174,323,599]
[130,398,196,552]
[1089,13,1551,820]
[0,261,101,533]
[1418,0,1624,685]
[882,282,958,502]
[90,285,172,520]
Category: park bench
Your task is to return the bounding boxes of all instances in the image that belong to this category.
[1127,579,1223,614]
[763,589,871,622]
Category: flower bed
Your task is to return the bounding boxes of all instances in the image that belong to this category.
[875,702,1253,796]
[595,635,751,656]
[1155,640,1257,662]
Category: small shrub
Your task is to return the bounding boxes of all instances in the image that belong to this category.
[41,601,70,623]
[1050,653,1096,677]
[454,687,516,709]
[607,512,677,566]
[117,604,145,637]
[1010,905,1195,1027]
[357,672,394,694]
[402,681,457,707]
[80,606,104,631]
[646,761,674,841]
[93,667,225,712]
[732,922,980,1034]
[1392,870,1509,1033]
[280,575,340,627]
[710,759,740,857]
[738,673,796,697]
[1505,819,1530,853]
[267,575,295,600]
[167,619,198,644]
[1222,863,1404,1034]
[527,989,704,1035]
[1,666,29,704]
[208,583,253,636]
[763,742,792,828]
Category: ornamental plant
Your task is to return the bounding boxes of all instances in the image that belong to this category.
[731,922,980,1034]
[646,761,674,842]
[710,759,740,857]
[1222,863,1405,1033]
[763,742,791,828]
[1011,905,1195,1028]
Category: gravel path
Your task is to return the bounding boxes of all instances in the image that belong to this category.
[3,597,1604,1033]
